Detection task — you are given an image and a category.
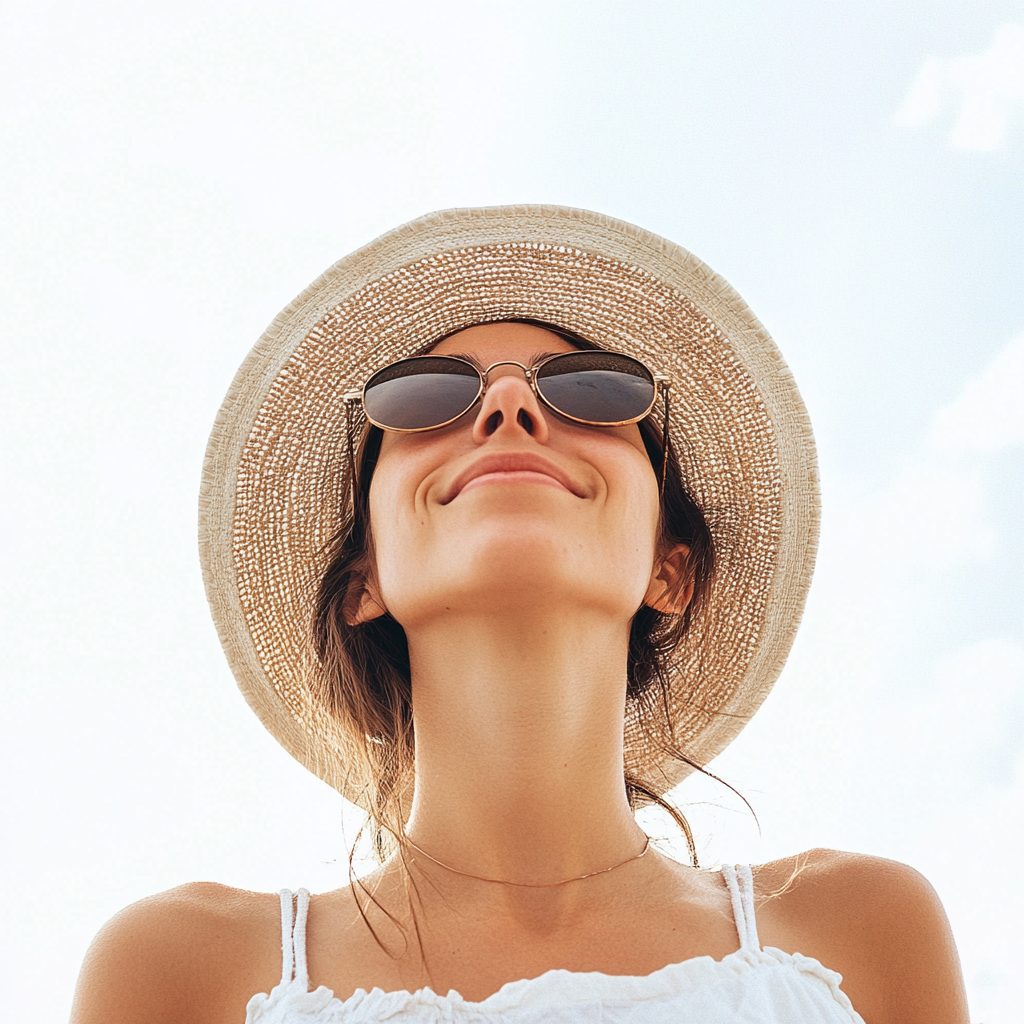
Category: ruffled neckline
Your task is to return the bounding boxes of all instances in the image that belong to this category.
[249,946,862,1020]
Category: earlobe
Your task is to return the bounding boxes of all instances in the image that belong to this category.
[344,578,389,626]
[643,544,694,616]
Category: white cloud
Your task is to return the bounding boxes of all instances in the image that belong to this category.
[930,332,1024,456]
[895,56,946,127]
[907,638,1024,785]
[894,23,1024,150]
[843,332,1022,571]
[860,461,996,567]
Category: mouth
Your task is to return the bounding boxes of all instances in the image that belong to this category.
[441,452,586,504]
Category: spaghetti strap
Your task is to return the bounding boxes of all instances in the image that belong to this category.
[277,888,311,989]
[737,864,760,950]
[293,888,310,989]
[278,889,294,986]
[721,864,761,951]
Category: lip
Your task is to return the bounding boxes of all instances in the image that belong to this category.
[441,452,586,504]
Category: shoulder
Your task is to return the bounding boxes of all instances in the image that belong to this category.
[71,882,283,1024]
[755,847,941,924]
[753,849,968,1024]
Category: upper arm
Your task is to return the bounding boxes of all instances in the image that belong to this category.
[758,850,969,1024]
[70,883,280,1024]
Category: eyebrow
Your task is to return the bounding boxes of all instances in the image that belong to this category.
[441,350,566,370]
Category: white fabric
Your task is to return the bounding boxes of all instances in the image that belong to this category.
[247,868,865,1023]
[721,863,760,952]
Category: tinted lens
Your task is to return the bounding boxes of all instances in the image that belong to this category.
[363,357,481,430]
[535,352,655,423]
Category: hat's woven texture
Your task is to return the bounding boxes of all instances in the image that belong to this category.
[199,206,819,805]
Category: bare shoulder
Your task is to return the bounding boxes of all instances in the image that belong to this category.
[753,849,968,1024]
[70,882,282,1024]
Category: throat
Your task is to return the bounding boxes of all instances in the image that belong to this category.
[403,617,642,891]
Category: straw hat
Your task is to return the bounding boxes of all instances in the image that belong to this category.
[199,205,819,806]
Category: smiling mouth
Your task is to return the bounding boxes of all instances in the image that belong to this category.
[457,470,573,498]
[442,454,585,503]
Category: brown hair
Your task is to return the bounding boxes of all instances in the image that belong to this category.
[311,322,717,866]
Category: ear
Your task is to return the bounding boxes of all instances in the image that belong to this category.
[643,543,694,616]
[343,574,389,626]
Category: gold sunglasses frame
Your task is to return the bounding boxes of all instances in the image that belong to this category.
[345,351,668,431]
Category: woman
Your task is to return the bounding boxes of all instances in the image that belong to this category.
[72,207,968,1023]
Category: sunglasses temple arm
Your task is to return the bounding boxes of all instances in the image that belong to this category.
[343,392,362,514]
[659,381,671,494]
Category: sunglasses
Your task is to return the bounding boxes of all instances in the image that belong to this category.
[343,350,671,487]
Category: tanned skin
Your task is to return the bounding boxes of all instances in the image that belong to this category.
[72,324,969,1024]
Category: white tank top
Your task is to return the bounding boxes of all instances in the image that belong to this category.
[246,864,865,1023]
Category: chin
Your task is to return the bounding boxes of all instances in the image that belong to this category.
[396,520,649,624]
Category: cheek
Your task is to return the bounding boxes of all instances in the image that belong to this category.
[365,461,418,582]
[606,471,662,598]
[364,446,447,617]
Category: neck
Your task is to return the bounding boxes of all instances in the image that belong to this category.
[403,602,645,886]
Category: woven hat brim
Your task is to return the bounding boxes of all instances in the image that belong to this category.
[199,205,820,807]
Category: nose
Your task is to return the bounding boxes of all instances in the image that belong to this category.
[471,363,550,445]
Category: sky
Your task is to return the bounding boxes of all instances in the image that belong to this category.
[1,3,1022,1021]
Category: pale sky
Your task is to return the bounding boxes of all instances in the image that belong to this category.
[1,3,1022,1022]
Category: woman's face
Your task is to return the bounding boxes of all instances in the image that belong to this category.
[362,323,664,630]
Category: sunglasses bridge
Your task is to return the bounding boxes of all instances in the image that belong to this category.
[466,358,579,402]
